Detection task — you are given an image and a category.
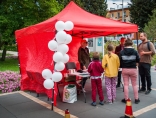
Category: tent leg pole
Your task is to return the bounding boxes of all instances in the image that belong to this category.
[136,32,140,90]
[51,88,54,110]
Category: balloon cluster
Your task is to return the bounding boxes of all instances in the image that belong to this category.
[42,21,74,89]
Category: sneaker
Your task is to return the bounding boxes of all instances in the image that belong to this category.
[99,101,104,105]
[82,88,86,92]
[121,99,126,104]
[105,101,112,104]
[138,88,146,93]
[135,99,140,104]
[91,102,96,106]
[145,89,151,95]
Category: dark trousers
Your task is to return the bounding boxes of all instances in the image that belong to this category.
[81,77,88,88]
[117,71,122,85]
[139,63,151,90]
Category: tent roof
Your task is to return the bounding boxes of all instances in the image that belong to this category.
[15,1,138,38]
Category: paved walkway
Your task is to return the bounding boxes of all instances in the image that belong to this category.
[0,51,156,118]
[0,68,156,118]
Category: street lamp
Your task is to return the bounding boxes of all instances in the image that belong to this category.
[113,3,119,9]
[113,1,124,22]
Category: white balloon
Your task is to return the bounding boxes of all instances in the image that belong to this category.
[56,31,67,44]
[55,62,65,71]
[42,69,53,79]
[53,52,63,62]
[43,79,54,89]
[52,72,62,82]
[57,44,69,54]
[48,40,58,51]
[64,34,72,44]
[55,21,65,31]
[62,54,69,63]
[65,21,74,31]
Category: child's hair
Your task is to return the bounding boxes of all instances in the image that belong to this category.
[93,52,99,60]
[124,38,133,47]
[107,44,114,58]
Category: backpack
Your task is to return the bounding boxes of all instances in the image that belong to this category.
[138,41,155,57]
[138,41,151,51]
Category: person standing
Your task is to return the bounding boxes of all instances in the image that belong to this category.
[102,44,120,104]
[115,38,125,88]
[88,52,104,106]
[138,32,155,94]
[119,39,140,104]
[78,38,91,92]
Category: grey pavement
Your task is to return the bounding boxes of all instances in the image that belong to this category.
[0,51,156,117]
[0,93,63,118]
[0,67,156,118]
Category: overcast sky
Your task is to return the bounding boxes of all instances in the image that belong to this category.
[107,0,131,10]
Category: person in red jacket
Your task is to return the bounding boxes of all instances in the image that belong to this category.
[88,52,104,106]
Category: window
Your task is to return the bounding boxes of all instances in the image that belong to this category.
[88,38,93,47]
[111,13,114,17]
[124,19,126,22]
[117,12,120,18]
[124,11,126,17]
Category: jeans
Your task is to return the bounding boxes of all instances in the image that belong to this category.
[139,62,151,90]
[122,68,138,99]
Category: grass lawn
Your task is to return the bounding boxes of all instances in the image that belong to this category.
[0,58,19,72]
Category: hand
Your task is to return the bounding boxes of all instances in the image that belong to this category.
[83,66,86,70]
[140,50,145,56]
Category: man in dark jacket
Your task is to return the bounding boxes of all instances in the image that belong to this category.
[115,37,125,87]
[78,38,91,92]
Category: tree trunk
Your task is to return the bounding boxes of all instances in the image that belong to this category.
[1,47,6,61]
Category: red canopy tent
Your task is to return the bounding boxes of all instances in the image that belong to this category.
[15,1,138,106]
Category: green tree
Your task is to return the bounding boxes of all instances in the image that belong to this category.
[129,0,156,32]
[82,0,107,17]
[144,9,156,42]
[58,0,108,17]
[57,0,83,8]
[0,0,62,61]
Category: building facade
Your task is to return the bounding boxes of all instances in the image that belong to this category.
[106,8,130,22]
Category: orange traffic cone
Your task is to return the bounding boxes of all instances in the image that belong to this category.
[120,98,135,118]
[65,109,70,118]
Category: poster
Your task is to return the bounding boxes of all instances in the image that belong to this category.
[88,38,93,47]
[97,37,102,46]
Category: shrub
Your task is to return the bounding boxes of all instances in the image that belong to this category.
[6,45,17,51]
[89,52,103,60]
[0,71,21,93]
[104,40,120,54]
[151,55,156,66]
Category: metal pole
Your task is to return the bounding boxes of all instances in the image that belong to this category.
[51,87,54,110]
[136,32,141,90]
[122,0,124,22]
[51,30,57,111]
